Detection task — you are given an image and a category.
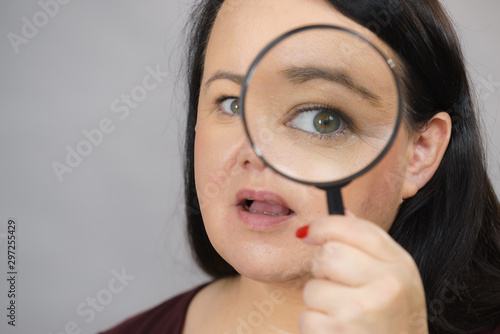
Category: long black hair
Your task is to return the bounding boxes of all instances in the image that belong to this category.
[183,0,500,332]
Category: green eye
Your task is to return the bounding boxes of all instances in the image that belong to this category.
[230,99,241,115]
[220,98,241,115]
[288,108,345,136]
[313,111,341,133]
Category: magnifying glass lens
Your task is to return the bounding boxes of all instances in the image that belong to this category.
[241,26,401,186]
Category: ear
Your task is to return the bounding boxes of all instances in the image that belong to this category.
[402,112,452,199]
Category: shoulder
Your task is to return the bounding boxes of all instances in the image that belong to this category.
[483,323,500,334]
[430,323,500,334]
[99,283,210,334]
[469,324,500,334]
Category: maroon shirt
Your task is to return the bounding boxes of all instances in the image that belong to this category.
[100,284,208,334]
[100,283,499,334]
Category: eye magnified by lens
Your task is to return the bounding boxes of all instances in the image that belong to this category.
[240,25,402,214]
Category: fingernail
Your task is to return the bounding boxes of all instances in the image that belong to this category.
[296,225,309,239]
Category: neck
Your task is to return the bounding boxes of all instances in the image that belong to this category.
[220,275,307,334]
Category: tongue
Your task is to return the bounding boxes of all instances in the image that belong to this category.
[248,201,290,215]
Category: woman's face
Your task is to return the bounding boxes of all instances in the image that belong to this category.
[194,0,414,283]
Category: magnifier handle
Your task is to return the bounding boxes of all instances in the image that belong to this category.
[326,187,344,215]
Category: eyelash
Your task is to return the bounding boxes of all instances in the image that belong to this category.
[214,95,239,116]
[212,96,353,141]
[289,104,353,139]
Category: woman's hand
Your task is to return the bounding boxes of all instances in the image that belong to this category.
[298,210,428,334]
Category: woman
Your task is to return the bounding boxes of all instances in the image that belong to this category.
[102,0,500,333]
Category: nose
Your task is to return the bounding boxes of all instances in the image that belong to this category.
[236,136,267,171]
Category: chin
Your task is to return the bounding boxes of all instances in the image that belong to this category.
[219,243,313,285]
[238,267,306,284]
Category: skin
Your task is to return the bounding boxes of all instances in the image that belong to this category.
[184,0,452,333]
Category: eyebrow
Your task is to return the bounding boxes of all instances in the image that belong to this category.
[204,71,244,90]
[203,68,381,106]
[280,66,381,105]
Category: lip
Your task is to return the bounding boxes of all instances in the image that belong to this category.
[236,189,296,231]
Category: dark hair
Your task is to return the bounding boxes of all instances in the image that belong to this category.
[183,0,500,332]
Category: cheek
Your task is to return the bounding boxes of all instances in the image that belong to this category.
[194,117,243,220]
[194,121,227,205]
[343,136,410,230]
[194,124,211,197]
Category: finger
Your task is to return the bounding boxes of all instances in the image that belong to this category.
[299,308,377,334]
[299,309,339,334]
[312,241,383,286]
[303,212,406,262]
[303,279,403,330]
[303,278,360,315]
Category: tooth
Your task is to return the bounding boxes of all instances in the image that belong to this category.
[248,210,285,216]
[264,212,285,216]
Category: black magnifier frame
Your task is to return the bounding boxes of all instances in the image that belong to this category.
[239,24,403,215]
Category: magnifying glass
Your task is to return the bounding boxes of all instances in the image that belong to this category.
[240,25,402,215]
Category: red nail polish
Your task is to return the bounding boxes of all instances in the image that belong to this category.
[296,225,309,239]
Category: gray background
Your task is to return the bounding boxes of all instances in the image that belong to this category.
[0,1,499,333]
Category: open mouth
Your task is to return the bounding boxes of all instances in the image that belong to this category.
[236,190,296,230]
[241,199,295,217]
